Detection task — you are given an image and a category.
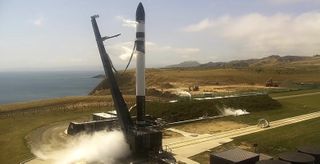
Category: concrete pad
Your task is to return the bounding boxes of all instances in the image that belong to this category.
[172,138,233,157]
[175,155,200,164]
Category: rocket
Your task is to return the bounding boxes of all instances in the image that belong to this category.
[135,2,145,125]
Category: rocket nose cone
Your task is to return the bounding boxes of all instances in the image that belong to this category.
[136,2,145,21]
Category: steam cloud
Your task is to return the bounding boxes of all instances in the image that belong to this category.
[32,131,130,164]
[177,90,192,99]
[219,107,249,116]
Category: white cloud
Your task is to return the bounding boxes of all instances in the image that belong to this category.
[151,43,200,58]
[119,44,134,60]
[108,42,135,61]
[267,0,319,5]
[147,43,200,65]
[115,16,137,28]
[33,17,44,27]
[108,41,200,61]
[183,18,211,32]
[183,17,230,32]
[146,41,156,46]
[162,46,200,55]
[183,12,320,57]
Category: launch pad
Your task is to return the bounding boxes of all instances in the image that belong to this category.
[66,3,176,163]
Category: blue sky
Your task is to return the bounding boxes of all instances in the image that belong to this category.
[1,0,320,71]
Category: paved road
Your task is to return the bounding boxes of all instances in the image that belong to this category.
[164,111,320,163]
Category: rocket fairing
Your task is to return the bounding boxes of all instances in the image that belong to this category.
[135,2,146,124]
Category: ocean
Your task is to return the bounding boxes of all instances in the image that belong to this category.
[0,71,102,104]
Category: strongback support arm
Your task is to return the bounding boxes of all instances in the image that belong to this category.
[91,15,133,134]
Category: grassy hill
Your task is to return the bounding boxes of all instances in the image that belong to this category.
[199,55,320,68]
[165,61,201,68]
[90,55,320,95]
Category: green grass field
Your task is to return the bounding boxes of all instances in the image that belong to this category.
[270,88,320,98]
[191,93,320,163]
[0,108,107,164]
[191,117,320,164]
[216,93,320,125]
[135,94,280,122]
[234,117,320,155]
[0,94,279,164]
[0,88,319,164]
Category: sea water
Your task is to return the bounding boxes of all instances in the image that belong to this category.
[0,71,102,104]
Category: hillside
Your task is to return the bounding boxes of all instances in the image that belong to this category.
[90,55,320,96]
[182,55,320,68]
[166,61,201,68]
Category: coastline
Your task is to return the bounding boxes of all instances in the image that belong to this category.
[0,71,102,104]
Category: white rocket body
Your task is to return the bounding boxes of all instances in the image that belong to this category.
[136,21,145,97]
[135,3,145,124]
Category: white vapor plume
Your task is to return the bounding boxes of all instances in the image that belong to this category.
[32,131,130,164]
[177,90,192,99]
[219,107,249,116]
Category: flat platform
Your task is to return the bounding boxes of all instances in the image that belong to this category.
[256,160,289,164]
[297,145,320,164]
[210,148,259,164]
[279,152,315,164]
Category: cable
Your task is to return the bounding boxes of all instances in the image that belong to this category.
[123,42,136,73]
[106,53,118,74]
[129,104,137,112]
[104,40,136,74]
